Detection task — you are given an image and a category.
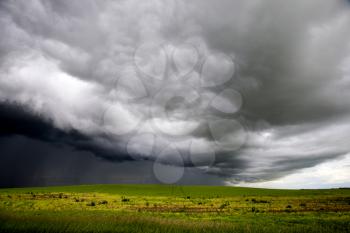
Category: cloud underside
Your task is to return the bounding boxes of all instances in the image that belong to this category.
[1,0,350,185]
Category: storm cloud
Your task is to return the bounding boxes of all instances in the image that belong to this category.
[1,0,350,187]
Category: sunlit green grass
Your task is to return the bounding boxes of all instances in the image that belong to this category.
[0,184,349,232]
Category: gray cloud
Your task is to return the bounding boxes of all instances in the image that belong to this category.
[1,0,350,185]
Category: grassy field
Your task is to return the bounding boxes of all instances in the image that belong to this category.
[0,184,350,233]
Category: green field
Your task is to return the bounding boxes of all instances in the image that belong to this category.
[0,184,350,233]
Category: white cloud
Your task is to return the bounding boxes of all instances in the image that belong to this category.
[0,52,104,133]
[235,153,350,189]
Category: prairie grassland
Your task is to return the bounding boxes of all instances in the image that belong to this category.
[0,184,349,232]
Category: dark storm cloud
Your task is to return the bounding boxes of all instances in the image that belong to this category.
[192,0,350,125]
[0,135,156,188]
[0,101,131,162]
[1,0,350,186]
[0,135,225,188]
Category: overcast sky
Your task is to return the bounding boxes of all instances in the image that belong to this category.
[1,0,350,188]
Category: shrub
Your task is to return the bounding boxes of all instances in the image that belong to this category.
[251,199,269,203]
[99,200,108,205]
[87,201,96,206]
[121,197,130,202]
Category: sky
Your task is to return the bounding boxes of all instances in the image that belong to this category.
[0,0,350,188]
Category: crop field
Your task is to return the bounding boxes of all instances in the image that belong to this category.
[0,184,350,233]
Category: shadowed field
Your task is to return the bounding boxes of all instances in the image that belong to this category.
[0,184,349,232]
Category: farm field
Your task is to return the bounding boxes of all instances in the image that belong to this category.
[0,184,350,233]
